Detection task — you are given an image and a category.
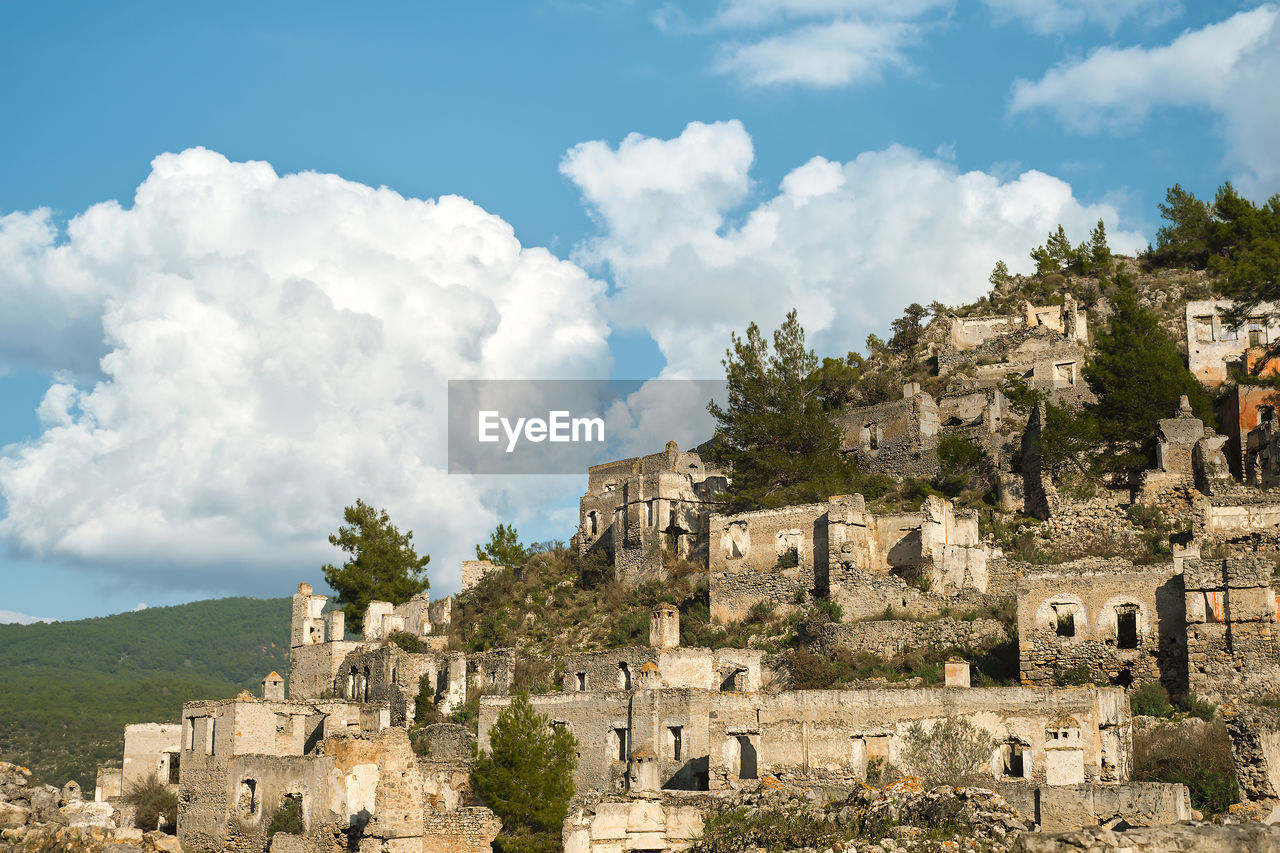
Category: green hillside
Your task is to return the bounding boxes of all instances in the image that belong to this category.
[0,596,289,788]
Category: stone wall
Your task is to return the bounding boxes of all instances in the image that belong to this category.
[563,798,704,853]
[1035,782,1192,833]
[835,389,941,479]
[1224,702,1280,801]
[1183,556,1280,701]
[804,617,1010,659]
[1016,561,1186,692]
[710,494,995,624]
[483,685,1132,797]
[1185,299,1280,387]
[575,442,727,586]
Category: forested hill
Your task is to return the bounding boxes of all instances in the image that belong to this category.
[0,596,289,789]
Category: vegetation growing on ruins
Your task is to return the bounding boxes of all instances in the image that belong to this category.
[475,523,533,568]
[705,309,881,513]
[470,694,577,853]
[1133,720,1239,815]
[122,772,179,832]
[322,499,430,633]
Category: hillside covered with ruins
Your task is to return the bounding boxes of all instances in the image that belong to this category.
[6,183,1280,853]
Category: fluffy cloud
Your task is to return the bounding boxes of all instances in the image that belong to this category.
[658,0,950,88]
[1010,5,1280,192]
[563,120,1145,379]
[0,149,611,595]
[982,0,1181,33]
[715,19,919,87]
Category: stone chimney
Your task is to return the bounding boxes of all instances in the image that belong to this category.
[261,671,285,701]
[650,603,680,649]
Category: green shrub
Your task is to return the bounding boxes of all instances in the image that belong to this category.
[388,630,425,653]
[746,600,775,624]
[471,695,577,853]
[897,718,995,789]
[412,674,441,728]
[267,794,304,839]
[122,773,177,832]
[691,804,840,853]
[776,547,799,569]
[1130,682,1176,718]
[808,598,843,624]
[1133,720,1239,815]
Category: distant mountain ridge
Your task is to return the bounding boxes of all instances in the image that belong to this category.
[0,596,289,788]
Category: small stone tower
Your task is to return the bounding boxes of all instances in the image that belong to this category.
[261,671,285,701]
[650,603,680,649]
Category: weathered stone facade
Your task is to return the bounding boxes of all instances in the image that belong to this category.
[940,296,1092,404]
[1184,299,1280,387]
[835,385,941,479]
[1183,556,1280,701]
[1017,560,1186,693]
[710,494,995,623]
[575,442,728,585]
[805,617,1010,659]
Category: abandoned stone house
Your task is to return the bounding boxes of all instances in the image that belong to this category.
[103,585,512,853]
[574,441,728,585]
[1015,554,1280,704]
[834,383,941,479]
[709,493,1002,622]
[938,295,1092,403]
[1185,299,1280,387]
[176,688,499,853]
[480,605,1136,800]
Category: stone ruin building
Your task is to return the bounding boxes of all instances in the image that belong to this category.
[574,441,728,584]
[90,584,511,853]
[480,605,1203,853]
[1185,299,1280,387]
[939,295,1092,403]
[77,290,1280,853]
[709,493,1002,622]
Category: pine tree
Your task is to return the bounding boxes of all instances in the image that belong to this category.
[706,310,862,512]
[471,695,577,853]
[1085,277,1213,471]
[321,500,430,632]
[1088,219,1111,271]
[476,523,530,567]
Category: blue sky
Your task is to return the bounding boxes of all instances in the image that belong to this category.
[1,0,1276,622]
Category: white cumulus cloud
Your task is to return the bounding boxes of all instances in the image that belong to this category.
[0,149,611,595]
[1010,5,1280,193]
[563,120,1145,379]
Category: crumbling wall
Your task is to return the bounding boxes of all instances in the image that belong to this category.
[575,443,727,586]
[1183,556,1280,701]
[836,388,941,479]
[1035,782,1192,833]
[804,617,1009,659]
[1185,299,1280,387]
[711,494,994,624]
[709,503,827,623]
[1016,561,1186,692]
[1224,702,1280,801]
[563,798,704,853]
